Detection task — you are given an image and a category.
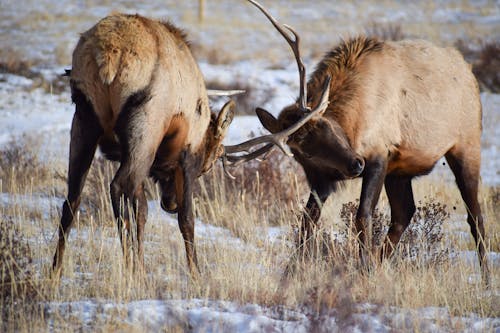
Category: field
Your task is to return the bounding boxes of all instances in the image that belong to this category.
[0,0,499,331]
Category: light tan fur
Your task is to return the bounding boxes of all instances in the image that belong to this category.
[307,38,481,174]
[354,40,481,173]
[71,13,211,152]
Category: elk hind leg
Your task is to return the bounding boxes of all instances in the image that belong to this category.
[110,153,152,269]
[381,176,415,260]
[110,93,156,270]
[52,88,102,275]
[445,149,489,284]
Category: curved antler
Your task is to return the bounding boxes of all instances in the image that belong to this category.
[207,89,246,97]
[219,0,331,176]
[246,0,307,110]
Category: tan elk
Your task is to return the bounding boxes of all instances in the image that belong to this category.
[52,12,329,276]
[244,0,489,283]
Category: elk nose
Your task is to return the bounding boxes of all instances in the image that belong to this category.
[161,195,178,214]
[350,157,365,176]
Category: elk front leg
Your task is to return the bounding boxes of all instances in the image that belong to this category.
[52,88,102,276]
[381,176,416,259]
[299,189,330,256]
[175,151,199,276]
[356,158,387,267]
[110,94,158,271]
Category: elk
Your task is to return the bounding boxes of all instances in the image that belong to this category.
[245,0,489,283]
[52,12,328,276]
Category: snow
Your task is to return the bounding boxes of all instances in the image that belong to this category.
[43,298,500,332]
[44,299,310,332]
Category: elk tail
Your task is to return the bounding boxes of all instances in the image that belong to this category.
[94,46,122,85]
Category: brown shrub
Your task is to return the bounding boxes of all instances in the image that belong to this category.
[0,49,69,94]
[399,199,451,264]
[0,216,39,330]
[365,22,407,41]
[455,39,500,93]
[339,200,389,247]
[338,198,451,265]
[195,148,306,225]
[0,137,52,193]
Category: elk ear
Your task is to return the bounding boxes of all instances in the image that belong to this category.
[256,108,280,134]
[215,100,235,139]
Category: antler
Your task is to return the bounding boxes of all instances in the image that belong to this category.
[222,76,331,177]
[219,0,331,178]
[246,0,307,110]
[207,89,246,97]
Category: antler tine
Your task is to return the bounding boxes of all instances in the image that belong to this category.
[247,0,307,110]
[207,89,246,97]
[225,143,275,165]
[222,75,331,158]
[221,144,275,180]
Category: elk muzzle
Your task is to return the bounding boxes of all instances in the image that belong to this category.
[349,156,365,177]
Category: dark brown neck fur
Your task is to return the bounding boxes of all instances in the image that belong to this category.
[308,37,383,111]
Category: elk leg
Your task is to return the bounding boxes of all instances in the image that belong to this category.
[299,189,330,255]
[110,161,153,268]
[52,88,102,274]
[356,158,387,266]
[175,150,199,276]
[445,150,489,284]
[298,163,335,254]
[381,176,415,259]
[110,99,157,269]
[135,182,148,271]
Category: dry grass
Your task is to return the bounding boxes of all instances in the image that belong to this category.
[0,137,498,331]
[0,137,55,193]
[1,1,499,329]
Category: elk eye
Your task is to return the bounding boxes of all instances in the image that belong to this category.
[294,131,307,143]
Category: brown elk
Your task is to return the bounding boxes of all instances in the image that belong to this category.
[52,13,329,276]
[246,0,489,283]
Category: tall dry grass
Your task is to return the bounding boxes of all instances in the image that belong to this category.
[0,132,498,331]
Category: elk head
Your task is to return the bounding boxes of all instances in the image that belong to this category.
[199,100,235,174]
[256,105,365,178]
[159,99,235,214]
[222,0,364,179]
